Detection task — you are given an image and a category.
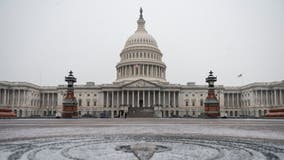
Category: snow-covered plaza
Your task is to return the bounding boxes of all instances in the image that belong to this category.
[0,118,283,160]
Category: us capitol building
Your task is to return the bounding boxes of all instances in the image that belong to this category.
[0,8,283,118]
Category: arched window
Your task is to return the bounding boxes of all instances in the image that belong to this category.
[200,99,203,106]
[259,110,262,116]
[78,99,82,106]
[192,99,196,106]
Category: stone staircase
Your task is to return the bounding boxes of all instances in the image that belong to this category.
[128,107,154,118]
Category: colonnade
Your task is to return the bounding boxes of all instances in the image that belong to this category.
[0,88,29,106]
[117,64,165,79]
[103,90,179,108]
[224,93,241,108]
[224,89,284,108]
[40,93,58,107]
[253,89,283,106]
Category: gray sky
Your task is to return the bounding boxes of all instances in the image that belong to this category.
[0,0,283,86]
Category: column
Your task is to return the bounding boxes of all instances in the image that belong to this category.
[18,90,20,106]
[158,91,161,106]
[12,89,15,110]
[154,66,156,77]
[149,65,153,77]
[127,91,129,106]
[163,91,165,107]
[253,91,257,106]
[226,94,229,107]
[46,93,49,107]
[232,93,235,108]
[148,91,150,107]
[168,91,170,107]
[122,91,124,106]
[112,91,114,108]
[142,65,144,76]
[117,91,120,107]
[149,65,151,76]
[132,91,134,107]
[106,91,109,107]
[177,91,180,107]
[23,90,27,106]
[173,91,176,107]
[11,89,14,106]
[274,90,277,106]
[280,89,283,105]
[143,90,145,107]
[151,65,154,77]
[236,93,239,107]
[260,90,263,106]
[138,90,140,107]
[265,90,268,106]
[3,89,6,105]
[51,93,54,115]
[153,91,156,106]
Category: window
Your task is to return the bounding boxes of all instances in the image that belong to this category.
[78,99,82,106]
[186,101,189,106]
[200,99,203,106]
[87,101,90,106]
[94,101,96,106]
[87,94,90,96]
[94,94,96,97]
[192,99,196,106]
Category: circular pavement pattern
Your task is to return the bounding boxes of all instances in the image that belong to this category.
[0,134,284,160]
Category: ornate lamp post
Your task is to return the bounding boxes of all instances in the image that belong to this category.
[204,71,220,118]
[62,71,78,118]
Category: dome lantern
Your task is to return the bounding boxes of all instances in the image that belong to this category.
[137,7,146,32]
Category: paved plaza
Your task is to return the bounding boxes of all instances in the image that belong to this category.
[0,118,284,160]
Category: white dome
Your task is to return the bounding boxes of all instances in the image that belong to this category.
[124,31,158,48]
[115,8,167,84]
[124,8,158,49]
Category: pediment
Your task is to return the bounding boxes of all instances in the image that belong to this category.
[123,79,160,88]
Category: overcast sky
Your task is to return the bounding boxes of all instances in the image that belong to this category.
[0,0,283,86]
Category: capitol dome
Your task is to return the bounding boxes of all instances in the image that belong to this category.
[124,8,158,49]
[115,8,167,84]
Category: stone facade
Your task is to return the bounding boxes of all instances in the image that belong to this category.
[0,9,283,118]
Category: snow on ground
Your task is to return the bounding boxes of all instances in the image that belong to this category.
[0,124,283,140]
[0,119,283,160]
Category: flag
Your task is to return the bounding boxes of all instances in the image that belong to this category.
[237,74,242,77]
